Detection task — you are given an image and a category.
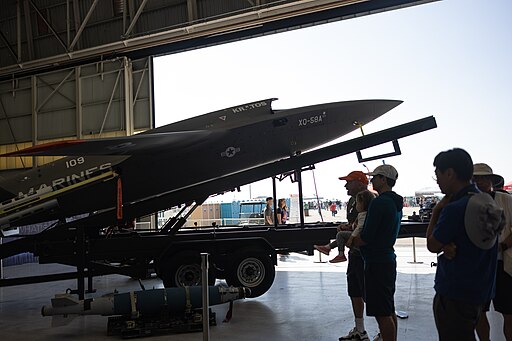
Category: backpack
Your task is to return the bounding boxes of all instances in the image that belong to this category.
[464,192,505,250]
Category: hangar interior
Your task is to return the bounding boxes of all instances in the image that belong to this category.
[3,1,507,341]
[0,0,436,174]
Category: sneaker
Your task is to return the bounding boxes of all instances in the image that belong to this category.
[314,244,331,256]
[339,327,370,341]
[330,254,347,263]
[372,333,382,341]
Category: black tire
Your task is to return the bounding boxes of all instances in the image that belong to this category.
[159,251,216,288]
[226,251,275,298]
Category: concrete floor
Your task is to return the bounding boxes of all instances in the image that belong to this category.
[0,239,506,340]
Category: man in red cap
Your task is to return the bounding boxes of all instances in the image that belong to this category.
[315,170,370,340]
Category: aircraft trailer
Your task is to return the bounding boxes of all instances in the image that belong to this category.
[0,206,429,299]
[0,126,434,299]
[0,99,436,299]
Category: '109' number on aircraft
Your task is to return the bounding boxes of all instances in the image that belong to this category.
[65,157,85,168]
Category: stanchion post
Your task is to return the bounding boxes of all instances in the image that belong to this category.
[201,253,210,341]
[314,245,327,264]
[413,237,417,262]
[407,237,423,264]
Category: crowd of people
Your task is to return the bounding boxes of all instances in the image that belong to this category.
[313,148,511,341]
[304,200,346,213]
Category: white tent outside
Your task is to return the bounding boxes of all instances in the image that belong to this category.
[414,187,442,197]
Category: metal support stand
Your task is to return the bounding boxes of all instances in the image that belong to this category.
[296,170,305,227]
[75,226,86,300]
[272,176,277,227]
[161,198,207,235]
[407,237,423,264]
[274,164,313,227]
[201,253,210,341]
[67,226,96,297]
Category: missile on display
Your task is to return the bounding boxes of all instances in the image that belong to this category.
[41,285,250,318]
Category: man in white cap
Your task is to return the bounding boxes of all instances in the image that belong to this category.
[426,149,504,341]
[353,164,403,341]
[472,163,512,341]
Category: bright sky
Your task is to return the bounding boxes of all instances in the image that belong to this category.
[153,0,512,203]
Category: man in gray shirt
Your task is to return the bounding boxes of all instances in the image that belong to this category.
[265,197,274,225]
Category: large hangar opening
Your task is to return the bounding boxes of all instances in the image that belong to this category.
[152,1,442,204]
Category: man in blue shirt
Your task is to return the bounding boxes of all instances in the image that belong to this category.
[426,148,502,340]
[354,164,403,341]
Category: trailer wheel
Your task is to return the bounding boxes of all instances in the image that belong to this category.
[159,252,215,287]
[226,251,275,298]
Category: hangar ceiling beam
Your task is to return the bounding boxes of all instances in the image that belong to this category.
[16,0,21,62]
[128,0,136,23]
[27,0,67,53]
[123,0,150,38]
[0,0,438,79]
[69,0,100,52]
[22,0,34,60]
[72,0,82,50]
[122,0,127,33]
[6,0,365,75]
[187,0,198,22]
[0,30,17,63]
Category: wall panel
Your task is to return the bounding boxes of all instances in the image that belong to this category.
[0,57,153,171]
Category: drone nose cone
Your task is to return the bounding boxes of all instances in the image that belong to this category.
[364,99,403,121]
[330,99,403,125]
